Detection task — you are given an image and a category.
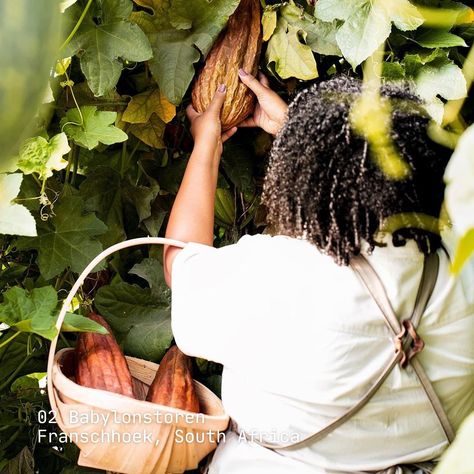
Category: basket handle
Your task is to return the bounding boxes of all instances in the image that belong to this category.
[46,237,186,413]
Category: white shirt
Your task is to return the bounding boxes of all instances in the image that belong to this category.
[171,232,474,473]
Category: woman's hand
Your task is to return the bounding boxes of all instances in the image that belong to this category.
[237,69,288,136]
[186,84,238,160]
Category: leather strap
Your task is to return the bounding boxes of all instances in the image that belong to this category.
[352,253,454,443]
[233,252,455,449]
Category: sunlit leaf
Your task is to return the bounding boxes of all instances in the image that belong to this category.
[61,106,128,149]
[267,19,318,80]
[0,286,58,340]
[16,133,70,179]
[0,173,37,237]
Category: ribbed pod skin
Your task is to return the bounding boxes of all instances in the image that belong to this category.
[146,346,200,413]
[75,312,135,398]
[191,0,262,130]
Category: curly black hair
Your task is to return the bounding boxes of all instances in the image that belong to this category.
[262,75,451,265]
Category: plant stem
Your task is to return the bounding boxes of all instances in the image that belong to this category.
[1,427,23,451]
[71,145,80,187]
[0,351,35,393]
[60,0,94,51]
[59,333,71,348]
[121,140,128,177]
[0,331,21,350]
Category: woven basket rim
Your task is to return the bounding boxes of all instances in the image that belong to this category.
[52,348,229,424]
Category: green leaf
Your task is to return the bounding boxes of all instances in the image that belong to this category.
[382,61,406,80]
[279,1,341,56]
[62,0,152,97]
[415,60,467,123]
[62,313,109,334]
[221,142,256,198]
[315,0,364,22]
[388,0,424,31]
[0,173,37,237]
[131,0,240,105]
[266,18,319,80]
[17,196,107,280]
[0,286,58,340]
[122,180,160,223]
[16,133,70,180]
[435,411,474,473]
[0,264,27,290]
[414,29,467,48]
[129,258,169,297]
[402,49,447,77]
[79,166,126,247]
[61,106,128,150]
[0,447,34,474]
[10,372,46,392]
[95,281,172,361]
[319,0,423,69]
[335,1,391,69]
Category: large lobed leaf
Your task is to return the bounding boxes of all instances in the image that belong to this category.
[62,0,153,97]
[315,0,423,68]
[61,106,128,149]
[17,195,107,280]
[95,259,172,361]
[132,0,240,105]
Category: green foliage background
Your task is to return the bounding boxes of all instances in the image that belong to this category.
[0,0,473,472]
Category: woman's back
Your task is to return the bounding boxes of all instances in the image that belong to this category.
[171,232,474,473]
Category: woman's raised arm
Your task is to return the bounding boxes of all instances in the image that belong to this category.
[163,85,237,287]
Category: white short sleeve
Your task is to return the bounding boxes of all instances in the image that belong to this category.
[171,236,265,366]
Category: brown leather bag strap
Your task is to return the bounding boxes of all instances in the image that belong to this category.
[351,253,454,443]
[233,252,454,450]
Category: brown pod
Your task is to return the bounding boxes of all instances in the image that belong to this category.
[146,345,200,413]
[75,312,135,398]
[191,0,262,130]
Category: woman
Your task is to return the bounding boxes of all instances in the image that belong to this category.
[163,72,474,473]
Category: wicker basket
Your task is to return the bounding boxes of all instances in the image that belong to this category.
[47,238,229,474]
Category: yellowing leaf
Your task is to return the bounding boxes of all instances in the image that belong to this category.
[16,133,70,180]
[266,19,318,80]
[383,0,424,31]
[129,114,166,148]
[123,89,176,124]
[55,57,71,76]
[0,173,37,237]
[262,9,277,41]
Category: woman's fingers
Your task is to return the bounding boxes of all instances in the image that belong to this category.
[222,126,238,143]
[186,104,200,121]
[258,72,270,88]
[208,84,227,115]
[238,69,268,100]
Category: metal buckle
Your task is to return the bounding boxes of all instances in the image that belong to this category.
[394,320,425,368]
